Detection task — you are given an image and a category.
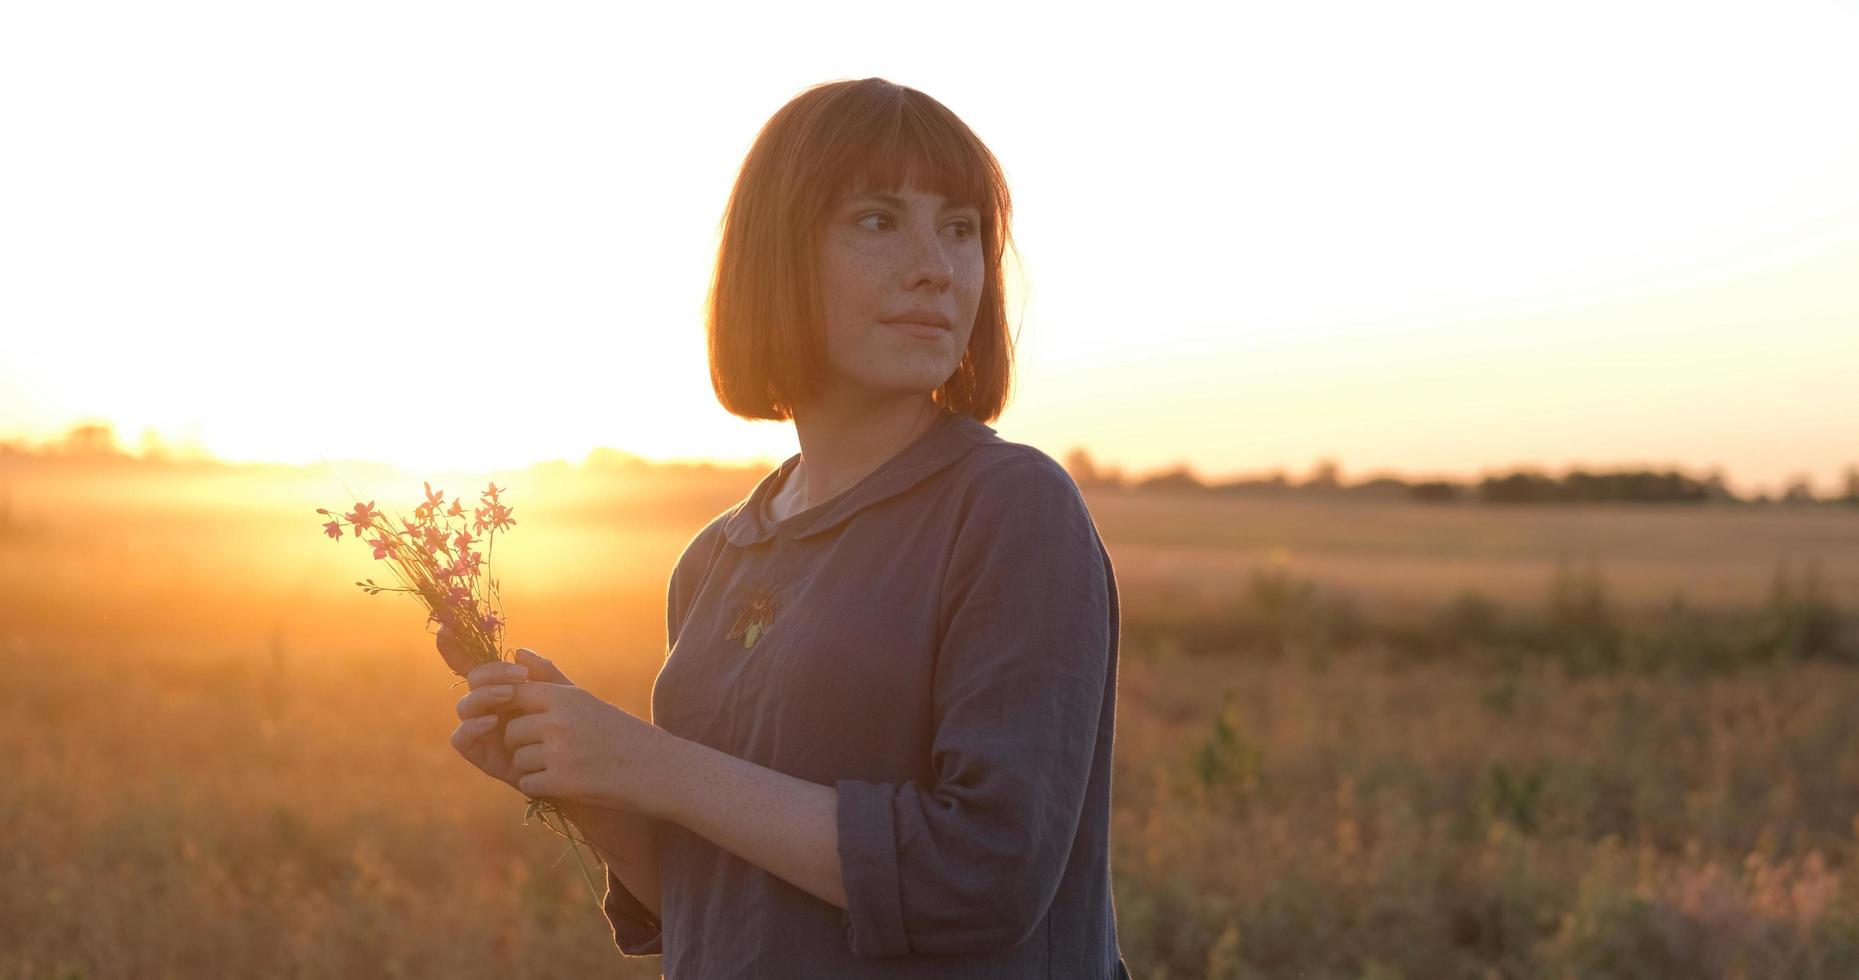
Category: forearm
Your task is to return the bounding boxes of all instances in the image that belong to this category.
[653,732,848,910]
[563,800,662,920]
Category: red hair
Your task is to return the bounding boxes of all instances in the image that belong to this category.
[706,77,1018,422]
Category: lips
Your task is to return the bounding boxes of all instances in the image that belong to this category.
[880,310,953,330]
[884,320,950,339]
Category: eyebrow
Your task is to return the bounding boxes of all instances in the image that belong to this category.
[848,191,980,215]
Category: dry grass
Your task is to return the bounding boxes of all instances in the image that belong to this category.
[0,637,662,979]
[1113,651,1859,978]
[1091,491,1859,618]
[3,459,1857,978]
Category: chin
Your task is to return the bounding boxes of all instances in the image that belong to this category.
[855,376,953,401]
[865,362,958,390]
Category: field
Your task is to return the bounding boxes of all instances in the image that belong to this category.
[3,455,1858,979]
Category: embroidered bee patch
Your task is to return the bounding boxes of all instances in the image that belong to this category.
[726,584,780,650]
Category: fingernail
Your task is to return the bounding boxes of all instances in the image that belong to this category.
[509,666,529,681]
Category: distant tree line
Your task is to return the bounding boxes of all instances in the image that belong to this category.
[1063,449,1859,507]
[8,422,1856,507]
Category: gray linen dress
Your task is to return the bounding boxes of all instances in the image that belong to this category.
[601,407,1132,978]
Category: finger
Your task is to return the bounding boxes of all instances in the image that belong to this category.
[514,648,572,686]
[437,619,471,657]
[466,660,528,691]
[511,743,547,774]
[504,712,544,750]
[506,681,560,713]
[517,771,552,798]
[449,714,498,752]
[455,684,519,721]
[435,622,479,678]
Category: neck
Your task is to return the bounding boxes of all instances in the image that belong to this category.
[783,389,944,512]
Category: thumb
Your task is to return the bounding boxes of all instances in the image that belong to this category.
[514,647,572,685]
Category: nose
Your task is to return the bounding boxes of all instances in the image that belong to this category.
[902,222,954,292]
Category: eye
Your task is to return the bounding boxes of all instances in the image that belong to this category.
[853,212,978,239]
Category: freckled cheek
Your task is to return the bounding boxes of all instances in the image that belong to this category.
[825,259,893,315]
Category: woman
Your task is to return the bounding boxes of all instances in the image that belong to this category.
[441,77,1131,977]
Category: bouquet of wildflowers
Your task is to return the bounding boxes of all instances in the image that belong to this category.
[317,480,515,677]
[315,480,601,902]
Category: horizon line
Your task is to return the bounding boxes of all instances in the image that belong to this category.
[4,422,1850,499]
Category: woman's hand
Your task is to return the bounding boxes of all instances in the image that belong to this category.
[502,683,672,818]
[450,660,529,791]
[446,638,576,793]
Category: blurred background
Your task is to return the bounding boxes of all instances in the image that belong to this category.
[3,1,1858,977]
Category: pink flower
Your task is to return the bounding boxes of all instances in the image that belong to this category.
[480,610,504,635]
[423,481,446,511]
[453,530,476,552]
[447,499,465,518]
[455,551,484,577]
[345,501,378,536]
[367,535,396,560]
[473,503,517,534]
[447,585,472,606]
[481,482,504,504]
[322,519,345,540]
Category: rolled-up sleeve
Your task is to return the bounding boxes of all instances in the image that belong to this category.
[835,456,1111,958]
[602,868,663,954]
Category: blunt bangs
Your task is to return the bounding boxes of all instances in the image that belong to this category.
[806,93,1004,240]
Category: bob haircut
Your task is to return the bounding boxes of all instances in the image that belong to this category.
[706,77,1018,422]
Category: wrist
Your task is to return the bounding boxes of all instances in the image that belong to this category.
[642,726,696,824]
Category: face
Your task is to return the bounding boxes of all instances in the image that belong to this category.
[814,183,985,404]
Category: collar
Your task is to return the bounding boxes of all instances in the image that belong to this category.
[721,407,995,547]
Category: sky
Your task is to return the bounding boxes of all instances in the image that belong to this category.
[3,0,1856,497]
